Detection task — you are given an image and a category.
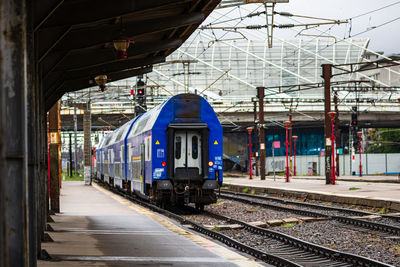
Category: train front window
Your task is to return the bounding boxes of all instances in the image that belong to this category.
[192,136,198,159]
[175,136,181,159]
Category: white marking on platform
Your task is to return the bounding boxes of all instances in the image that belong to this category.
[57,256,231,263]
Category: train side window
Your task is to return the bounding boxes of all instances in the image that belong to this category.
[192,136,198,159]
[175,136,181,159]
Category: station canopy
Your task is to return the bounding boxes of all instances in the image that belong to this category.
[62,38,369,113]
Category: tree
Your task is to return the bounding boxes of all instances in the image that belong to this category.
[366,128,400,153]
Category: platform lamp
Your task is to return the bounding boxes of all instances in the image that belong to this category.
[328,111,337,184]
[284,121,291,182]
[246,127,254,180]
[292,136,298,176]
[113,39,134,59]
[357,131,363,177]
[94,75,108,92]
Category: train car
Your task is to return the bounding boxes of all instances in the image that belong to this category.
[96,93,222,208]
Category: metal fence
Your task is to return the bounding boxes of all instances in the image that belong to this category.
[265,153,400,176]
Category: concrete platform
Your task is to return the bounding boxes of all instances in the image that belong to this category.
[39,181,262,267]
[223,176,400,211]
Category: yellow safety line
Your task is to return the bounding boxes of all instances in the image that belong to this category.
[92,183,262,267]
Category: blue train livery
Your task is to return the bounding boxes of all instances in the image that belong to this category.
[95,94,223,208]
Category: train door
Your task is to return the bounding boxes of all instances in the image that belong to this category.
[120,145,124,179]
[174,131,202,177]
[140,143,145,194]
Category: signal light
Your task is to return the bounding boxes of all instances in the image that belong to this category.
[161,161,166,167]
[137,89,144,96]
[208,161,214,167]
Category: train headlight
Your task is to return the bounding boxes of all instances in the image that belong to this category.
[208,161,214,167]
[161,161,167,167]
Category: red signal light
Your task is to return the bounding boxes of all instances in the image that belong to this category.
[208,161,214,167]
[161,161,166,167]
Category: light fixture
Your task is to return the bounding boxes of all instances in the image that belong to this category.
[94,75,108,92]
[113,39,134,59]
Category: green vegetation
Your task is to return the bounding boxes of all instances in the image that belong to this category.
[250,189,256,195]
[378,207,390,214]
[366,128,400,153]
[282,222,296,227]
[61,169,84,181]
[213,226,221,232]
[242,187,249,193]
[348,187,360,191]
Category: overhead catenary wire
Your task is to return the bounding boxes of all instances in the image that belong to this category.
[349,0,400,20]
[346,16,400,39]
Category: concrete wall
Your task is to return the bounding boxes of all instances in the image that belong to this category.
[265,153,400,176]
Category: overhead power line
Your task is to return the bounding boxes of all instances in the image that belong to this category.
[350,1,400,20]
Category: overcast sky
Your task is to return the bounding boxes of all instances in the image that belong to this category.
[201,0,400,55]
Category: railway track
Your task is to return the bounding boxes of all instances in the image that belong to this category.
[221,190,400,220]
[220,190,400,236]
[95,179,393,267]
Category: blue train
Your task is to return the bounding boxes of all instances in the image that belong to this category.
[95,94,223,208]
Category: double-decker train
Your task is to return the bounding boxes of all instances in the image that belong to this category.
[94,94,223,209]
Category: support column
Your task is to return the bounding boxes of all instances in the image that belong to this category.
[26,0,40,261]
[73,107,78,174]
[289,108,293,175]
[257,87,266,180]
[83,104,92,185]
[334,91,340,176]
[0,0,30,265]
[69,133,73,177]
[48,101,61,213]
[322,64,332,184]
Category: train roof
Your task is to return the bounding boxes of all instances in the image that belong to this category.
[100,94,218,148]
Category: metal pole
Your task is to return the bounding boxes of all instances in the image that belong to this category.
[385,153,388,174]
[69,133,73,176]
[247,127,253,180]
[253,101,259,176]
[334,91,340,176]
[289,108,293,176]
[322,64,332,184]
[292,136,298,176]
[73,106,78,174]
[257,87,266,180]
[357,132,362,177]
[285,126,289,182]
[284,121,291,182]
[83,105,91,185]
[366,149,368,175]
[272,147,276,181]
[332,122,334,181]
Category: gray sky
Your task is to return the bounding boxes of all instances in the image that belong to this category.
[202,0,400,55]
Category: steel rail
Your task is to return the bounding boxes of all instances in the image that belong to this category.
[220,191,400,235]
[95,180,300,267]
[95,179,393,267]
[202,210,391,267]
[220,190,400,221]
